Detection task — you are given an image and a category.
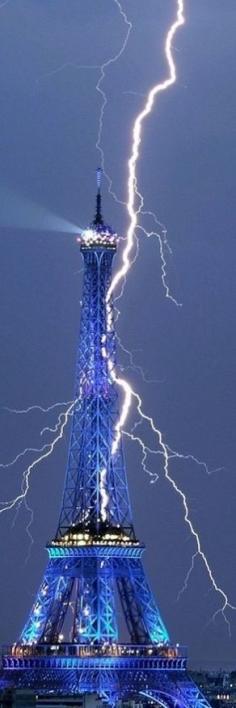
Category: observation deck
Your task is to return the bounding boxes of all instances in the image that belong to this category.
[48,524,144,559]
[3,642,187,672]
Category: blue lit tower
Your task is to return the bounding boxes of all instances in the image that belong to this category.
[2,172,211,707]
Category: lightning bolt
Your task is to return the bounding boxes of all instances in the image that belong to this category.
[107,0,185,305]
[136,222,181,307]
[123,430,160,485]
[176,552,198,603]
[117,378,235,632]
[0,401,76,561]
[95,2,179,307]
[0,401,74,472]
[0,401,76,516]
[95,0,132,165]
[101,0,235,631]
[116,331,164,385]
[36,0,178,304]
[1,0,233,633]
[3,401,72,415]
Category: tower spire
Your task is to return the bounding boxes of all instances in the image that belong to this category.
[93,167,103,226]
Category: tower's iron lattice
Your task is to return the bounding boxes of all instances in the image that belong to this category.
[1,174,211,707]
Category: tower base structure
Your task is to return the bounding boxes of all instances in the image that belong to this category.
[1,643,211,707]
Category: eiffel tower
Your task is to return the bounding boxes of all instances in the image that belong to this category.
[1,172,211,707]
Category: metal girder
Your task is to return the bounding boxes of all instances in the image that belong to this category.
[56,247,133,538]
[3,209,211,707]
[20,553,169,646]
[20,562,74,645]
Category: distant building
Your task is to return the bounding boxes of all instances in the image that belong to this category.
[190,671,236,707]
[36,694,100,707]
[0,688,36,707]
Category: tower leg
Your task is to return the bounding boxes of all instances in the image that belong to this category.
[117,558,169,644]
[20,562,73,645]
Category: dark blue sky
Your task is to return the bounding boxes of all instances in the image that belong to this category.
[0,0,235,669]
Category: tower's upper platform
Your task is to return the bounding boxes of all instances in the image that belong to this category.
[78,168,118,250]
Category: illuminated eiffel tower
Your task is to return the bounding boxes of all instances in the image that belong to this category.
[1,172,211,707]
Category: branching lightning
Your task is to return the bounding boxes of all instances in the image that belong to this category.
[95,0,132,168]
[0,0,233,633]
[0,400,76,516]
[102,0,235,630]
[107,0,185,306]
[117,380,235,632]
[3,401,72,415]
[93,0,180,308]
[122,429,160,485]
[136,223,181,307]
[116,331,163,385]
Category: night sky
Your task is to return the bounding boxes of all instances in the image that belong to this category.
[0,0,235,671]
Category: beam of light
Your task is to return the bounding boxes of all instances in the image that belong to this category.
[0,186,78,234]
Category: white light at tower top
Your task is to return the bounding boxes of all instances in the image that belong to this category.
[78,170,118,249]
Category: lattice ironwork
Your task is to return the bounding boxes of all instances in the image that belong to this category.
[1,178,211,707]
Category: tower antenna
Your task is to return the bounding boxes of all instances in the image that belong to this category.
[94,167,103,226]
